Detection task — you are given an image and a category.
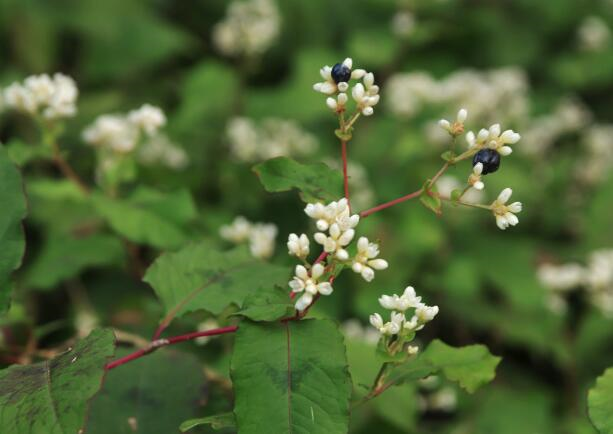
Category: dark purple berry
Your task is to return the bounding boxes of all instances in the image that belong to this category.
[472,149,501,175]
[331,63,351,84]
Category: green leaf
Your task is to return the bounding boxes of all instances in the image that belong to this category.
[588,367,613,434]
[88,349,205,434]
[6,140,53,166]
[144,243,290,318]
[441,150,454,162]
[231,319,352,434]
[253,157,343,203]
[0,329,116,433]
[421,339,501,393]
[25,234,125,290]
[0,144,27,313]
[235,285,294,321]
[92,187,197,249]
[419,182,442,216]
[180,413,236,432]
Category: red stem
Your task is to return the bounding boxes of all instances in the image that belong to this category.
[359,188,423,218]
[106,326,238,370]
[341,140,351,211]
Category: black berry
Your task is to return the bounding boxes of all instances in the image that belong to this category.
[472,149,501,175]
[331,63,351,84]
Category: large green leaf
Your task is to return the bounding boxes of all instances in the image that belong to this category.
[92,187,197,249]
[0,328,115,433]
[25,234,125,290]
[387,340,500,393]
[235,285,294,322]
[420,340,501,393]
[87,349,205,434]
[231,319,352,434]
[589,367,613,434]
[144,243,290,318]
[0,144,27,313]
[253,157,343,203]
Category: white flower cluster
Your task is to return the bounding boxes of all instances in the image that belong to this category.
[2,73,78,120]
[465,122,521,157]
[391,11,416,38]
[212,0,280,58]
[575,124,613,185]
[538,250,613,317]
[370,286,439,341]
[220,216,278,259]
[578,16,611,52]
[520,98,591,156]
[286,197,389,312]
[83,104,188,170]
[314,58,380,116]
[386,68,528,125]
[226,117,318,162]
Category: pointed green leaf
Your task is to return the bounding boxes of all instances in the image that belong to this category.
[253,157,343,203]
[144,243,290,318]
[231,319,352,434]
[180,413,236,432]
[0,329,116,434]
[88,349,205,434]
[588,367,613,434]
[0,144,28,314]
[235,285,294,321]
[92,187,197,249]
[419,182,442,216]
[26,234,125,290]
[421,339,501,393]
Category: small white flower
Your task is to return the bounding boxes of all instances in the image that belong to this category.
[352,72,380,116]
[369,312,384,330]
[128,104,166,135]
[438,108,467,136]
[212,0,280,58]
[326,92,348,112]
[304,198,359,232]
[351,237,388,282]
[313,59,354,95]
[3,73,78,120]
[379,286,422,311]
[82,114,138,153]
[290,264,333,311]
[287,233,310,258]
[491,188,522,230]
[486,123,521,155]
[220,216,252,243]
[248,223,278,259]
[314,223,355,260]
[468,162,485,190]
[407,345,419,355]
[415,304,439,322]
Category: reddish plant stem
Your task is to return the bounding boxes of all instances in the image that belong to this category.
[359,188,423,218]
[50,141,90,195]
[341,140,351,211]
[106,326,238,370]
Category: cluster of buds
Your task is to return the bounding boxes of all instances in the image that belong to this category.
[287,198,389,312]
[220,216,278,259]
[437,108,524,230]
[314,58,380,117]
[2,73,78,121]
[82,104,188,187]
[369,286,439,355]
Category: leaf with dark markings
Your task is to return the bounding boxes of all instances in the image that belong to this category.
[231,319,352,434]
[0,329,115,434]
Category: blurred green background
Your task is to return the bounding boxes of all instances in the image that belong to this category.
[1,0,613,433]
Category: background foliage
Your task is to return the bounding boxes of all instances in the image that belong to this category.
[1,0,613,433]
